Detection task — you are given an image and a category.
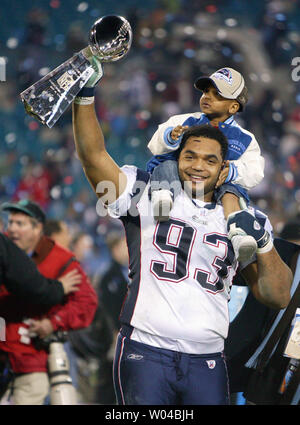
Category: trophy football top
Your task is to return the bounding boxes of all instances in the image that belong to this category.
[89,15,133,62]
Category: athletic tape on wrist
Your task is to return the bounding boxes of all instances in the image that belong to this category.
[74,96,95,105]
[74,86,95,105]
[256,239,273,254]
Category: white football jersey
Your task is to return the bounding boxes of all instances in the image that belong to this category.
[107,166,272,354]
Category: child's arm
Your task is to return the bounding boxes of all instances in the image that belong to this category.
[147,113,199,155]
[226,134,264,190]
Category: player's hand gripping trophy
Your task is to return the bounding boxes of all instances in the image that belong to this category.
[20,15,132,128]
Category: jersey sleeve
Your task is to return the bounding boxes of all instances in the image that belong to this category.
[147,114,194,155]
[106,165,138,218]
[229,134,265,190]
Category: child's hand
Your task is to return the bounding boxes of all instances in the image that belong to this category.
[170,125,189,140]
[216,161,230,188]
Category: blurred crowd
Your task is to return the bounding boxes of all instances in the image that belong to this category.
[0,0,300,404]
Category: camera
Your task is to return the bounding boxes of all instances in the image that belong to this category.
[45,332,77,405]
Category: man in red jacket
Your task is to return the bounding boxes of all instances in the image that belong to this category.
[0,200,98,405]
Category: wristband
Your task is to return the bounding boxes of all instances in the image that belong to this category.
[74,96,95,105]
[77,87,95,97]
[256,233,273,254]
[74,87,95,105]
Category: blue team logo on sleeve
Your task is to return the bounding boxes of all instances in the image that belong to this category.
[222,126,252,160]
[181,115,252,161]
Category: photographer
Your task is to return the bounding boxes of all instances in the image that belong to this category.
[0,200,98,405]
[0,233,81,305]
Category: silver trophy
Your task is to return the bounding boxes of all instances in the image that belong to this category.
[20,15,132,128]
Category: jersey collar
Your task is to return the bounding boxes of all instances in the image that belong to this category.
[191,198,216,210]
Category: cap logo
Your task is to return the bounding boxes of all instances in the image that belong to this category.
[18,200,29,207]
[213,68,233,85]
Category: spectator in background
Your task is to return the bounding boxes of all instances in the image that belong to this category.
[95,232,129,404]
[70,231,96,281]
[0,231,82,402]
[0,231,81,306]
[98,232,129,335]
[43,219,91,395]
[279,220,300,245]
[44,219,72,250]
[13,162,52,210]
[69,231,129,405]
[1,201,80,308]
[71,232,94,263]
[226,231,300,405]
[0,200,98,405]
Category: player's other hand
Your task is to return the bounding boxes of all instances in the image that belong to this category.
[171,125,189,141]
[227,210,273,254]
[60,269,81,294]
[215,161,230,188]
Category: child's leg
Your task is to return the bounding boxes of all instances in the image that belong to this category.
[150,160,181,221]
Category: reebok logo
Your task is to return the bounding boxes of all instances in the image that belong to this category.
[127,353,144,360]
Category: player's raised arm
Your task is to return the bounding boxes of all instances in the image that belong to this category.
[72,60,127,203]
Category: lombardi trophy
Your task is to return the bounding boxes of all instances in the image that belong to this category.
[20,15,132,128]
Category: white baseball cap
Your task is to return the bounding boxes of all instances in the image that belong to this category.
[194,67,248,111]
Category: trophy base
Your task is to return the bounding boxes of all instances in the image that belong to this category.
[23,102,45,124]
[20,51,94,128]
